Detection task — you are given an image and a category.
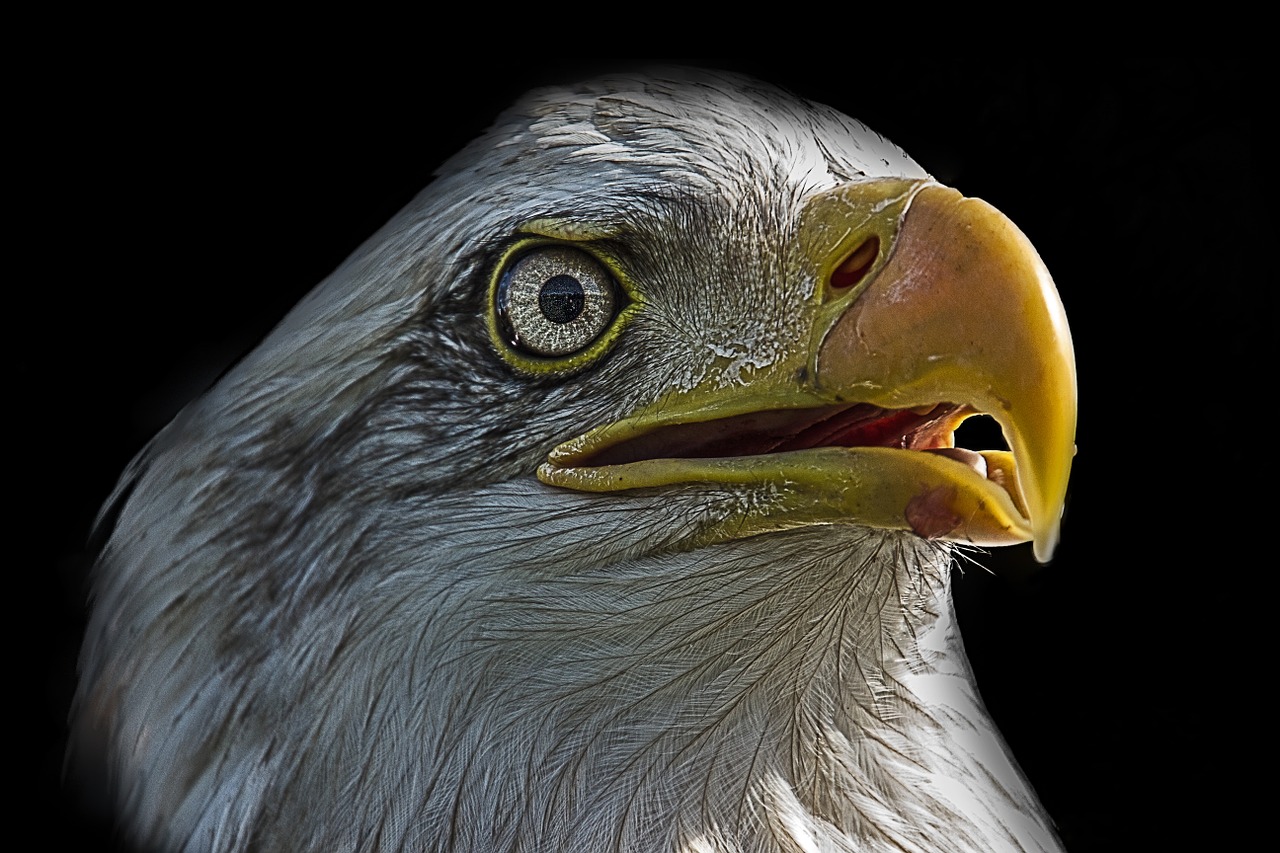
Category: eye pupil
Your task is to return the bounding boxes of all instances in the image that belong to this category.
[539,275,586,324]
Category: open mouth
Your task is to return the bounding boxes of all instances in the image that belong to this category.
[584,402,963,465]
[539,401,1032,538]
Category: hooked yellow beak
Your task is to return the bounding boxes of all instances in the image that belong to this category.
[539,179,1077,563]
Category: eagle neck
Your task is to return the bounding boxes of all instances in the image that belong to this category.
[478,524,1064,852]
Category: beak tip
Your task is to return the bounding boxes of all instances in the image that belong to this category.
[1031,518,1061,564]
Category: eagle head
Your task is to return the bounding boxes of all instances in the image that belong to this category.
[75,68,1076,852]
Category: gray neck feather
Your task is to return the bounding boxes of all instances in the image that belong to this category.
[83,471,1060,852]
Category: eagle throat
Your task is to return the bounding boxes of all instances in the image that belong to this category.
[225,482,1058,853]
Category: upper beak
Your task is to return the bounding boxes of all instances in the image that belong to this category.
[813,183,1077,561]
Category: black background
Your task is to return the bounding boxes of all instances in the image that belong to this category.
[34,51,1257,850]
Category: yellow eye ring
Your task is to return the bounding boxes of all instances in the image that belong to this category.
[487,239,639,374]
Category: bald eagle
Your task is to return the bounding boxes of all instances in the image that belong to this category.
[74,68,1076,852]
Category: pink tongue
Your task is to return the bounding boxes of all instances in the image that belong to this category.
[923,447,988,477]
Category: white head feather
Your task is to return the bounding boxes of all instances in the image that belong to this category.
[75,68,1061,852]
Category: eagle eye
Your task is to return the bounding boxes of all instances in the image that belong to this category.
[496,246,620,357]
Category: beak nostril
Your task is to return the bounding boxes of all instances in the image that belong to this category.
[830,236,879,290]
